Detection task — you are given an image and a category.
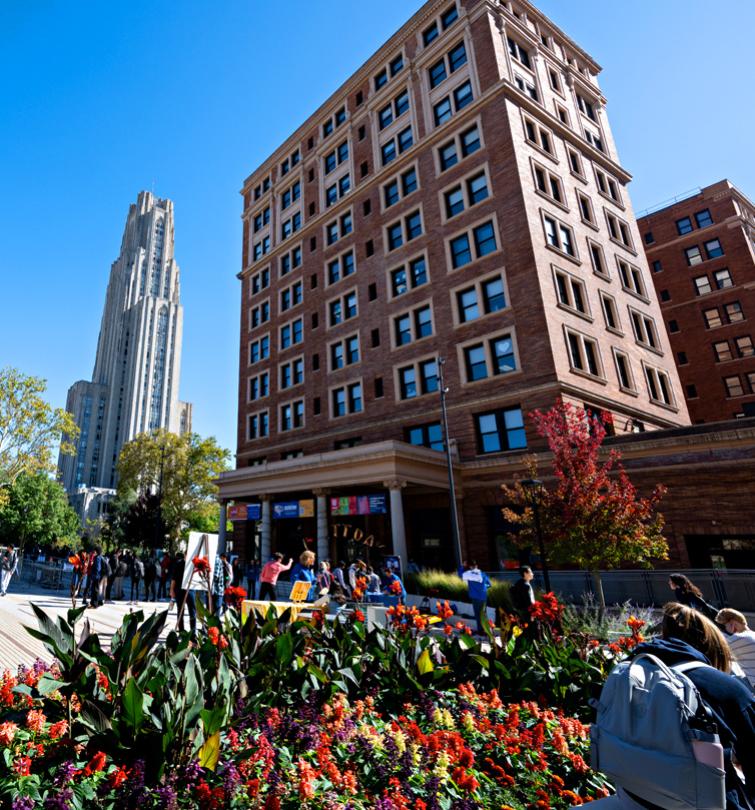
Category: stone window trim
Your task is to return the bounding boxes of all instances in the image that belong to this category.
[383,204,425,255]
[390,298,436,351]
[247,409,270,442]
[320,105,349,146]
[370,47,407,100]
[386,250,430,301]
[278,316,304,353]
[278,279,304,314]
[530,158,568,213]
[248,265,271,299]
[444,212,502,272]
[326,286,359,331]
[628,306,663,356]
[392,353,441,402]
[563,325,606,383]
[328,377,365,420]
[376,115,417,170]
[521,111,557,164]
[575,189,599,230]
[611,347,638,396]
[277,354,306,392]
[551,264,592,322]
[417,2,461,53]
[428,73,476,131]
[322,207,354,251]
[248,333,271,367]
[598,290,623,336]
[593,167,624,210]
[438,161,494,224]
[641,362,678,411]
[248,298,271,332]
[604,209,636,255]
[449,269,510,328]
[540,209,580,265]
[279,397,306,433]
[245,200,273,231]
[616,257,649,303]
[586,238,610,280]
[379,160,421,214]
[278,242,303,280]
[247,371,270,404]
[455,327,522,386]
[433,117,484,176]
[566,147,587,183]
[723,375,745,399]
[327,331,362,373]
[324,246,357,288]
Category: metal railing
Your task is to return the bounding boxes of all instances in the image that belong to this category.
[486,569,755,612]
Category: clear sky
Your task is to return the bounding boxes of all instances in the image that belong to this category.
[1,0,753,458]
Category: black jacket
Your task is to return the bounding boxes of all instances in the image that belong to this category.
[629,638,755,810]
[509,577,534,613]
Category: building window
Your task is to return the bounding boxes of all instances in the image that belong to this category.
[386,209,423,252]
[455,273,507,323]
[724,375,744,398]
[645,365,675,406]
[567,148,584,178]
[428,41,467,88]
[474,407,527,454]
[249,334,270,364]
[433,80,473,126]
[328,290,358,326]
[588,241,608,277]
[248,411,269,439]
[248,372,269,401]
[252,206,270,233]
[594,168,621,203]
[694,275,713,296]
[280,400,304,431]
[332,382,363,417]
[735,335,754,357]
[553,268,588,315]
[322,107,347,139]
[565,329,602,377]
[252,236,270,262]
[630,310,659,350]
[660,289,671,302]
[513,73,538,101]
[748,372,755,394]
[250,301,270,329]
[676,216,693,235]
[443,169,490,219]
[705,238,724,259]
[324,141,349,175]
[406,422,444,451]
[281,181,301,210]
[280,318,304,349]
[606,212,633,249]
[685,245,703,266]
[325,174,351,208]
[714,268,733,289]
[577,191,595,224]
[600,292,621,333]
[326,249,356,285]
[462,333,517,382]
[438,123,481,171]
[543,214,576,257]
[280,245,302,277]
[330,334,360,370]
[325,211,353,245]
[617,259,646,298]
[378,88,411,130]
[677,351,688,365]
[576,93,598,121]
[394,303,433,346]
[250,267,270,296]
[398,358,439,399]
[668,319,679,333]
[613,350,635,391]
[390,255,428,297]
[583,128,604,153]
[686,384,698,399]
[725,301,744,323]
[448,219,498,269]
[523,116,553,155]
[534,164,563,204]
[280,212,302,241]
[380,126,413,166]
[652,260,663,273]
[279,280,303,312]
[704,308,723,329]
[507,36,531,69]
[279,357,304,390]
[382,165,419,208]
[695,209,713,228]
[713,341,732,362]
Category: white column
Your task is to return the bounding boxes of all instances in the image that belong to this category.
[260,497,272,561]
[386,480,408,569]
[314,490,329,563]
[217,502,227,555]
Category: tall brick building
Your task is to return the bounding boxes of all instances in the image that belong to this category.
[638,180,755,423]
[218,0,691,570]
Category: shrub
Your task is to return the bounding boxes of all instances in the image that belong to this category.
[408,569,514,612]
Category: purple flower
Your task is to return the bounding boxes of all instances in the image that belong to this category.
[43,788,74,810]
[54,761,77,786]
[12,798,35,810]
[154,785,178,809]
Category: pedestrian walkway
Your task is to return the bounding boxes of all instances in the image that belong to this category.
[0,584,172,671]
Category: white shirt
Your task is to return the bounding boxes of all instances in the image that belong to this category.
[728,629,755,686]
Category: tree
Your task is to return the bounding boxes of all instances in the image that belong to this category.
[0,472,81,553]
[0,368,79,504]
[502,401,668,613]
[116,430,230,551]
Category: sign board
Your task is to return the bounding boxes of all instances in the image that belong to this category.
[330,494,388,516]
[288,580,311,602]
[181,532,219,590]
[228,503,262,521]
[248,503,262,520]
[273,499,314,519]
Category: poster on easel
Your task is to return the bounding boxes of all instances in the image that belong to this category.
[181,532,219,591]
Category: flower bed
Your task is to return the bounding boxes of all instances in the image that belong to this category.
[0,596,644,807]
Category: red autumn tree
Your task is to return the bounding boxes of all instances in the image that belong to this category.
[502,401,668,612]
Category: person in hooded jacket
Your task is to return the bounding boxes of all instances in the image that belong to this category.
[596,601,755,810]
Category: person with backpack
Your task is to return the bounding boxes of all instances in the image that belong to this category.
[592,601,755,809]
[130,555,144,604]
[668,573,719,621]
[463,560,491,635]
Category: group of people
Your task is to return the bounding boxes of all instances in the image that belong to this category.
[251,551,406,604]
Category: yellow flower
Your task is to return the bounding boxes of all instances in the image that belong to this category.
[434,750,450,780]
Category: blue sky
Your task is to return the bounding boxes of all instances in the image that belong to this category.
[1,0,753,457]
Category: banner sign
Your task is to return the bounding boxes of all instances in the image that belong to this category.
[248,503,262,520]
[329,494,387,516]
[228,503,262,521]
[273,499,314,519]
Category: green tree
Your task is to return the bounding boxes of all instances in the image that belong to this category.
[0,472,81,552]
[0,367,79,504]
[116,430,230,551]
[502,401,668,613]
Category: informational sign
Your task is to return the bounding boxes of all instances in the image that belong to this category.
[248,503,262,520]
[273,499,314,519]
[330,494,387,516]
[288,580,311,602]
[383,555,402,578]
[181,532,219,591]
[228,503,262,521]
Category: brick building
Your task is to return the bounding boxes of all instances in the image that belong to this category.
[218,0,693,571]
[638,180,755,423]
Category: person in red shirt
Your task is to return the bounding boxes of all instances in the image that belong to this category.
[259,553,293,600]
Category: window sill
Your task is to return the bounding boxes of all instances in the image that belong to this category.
[568,367,607,385]
[609,236,638,257]
[634,340,665,357]
[556,302,593,323]
[535,188,569,214]
[545,243,581,266]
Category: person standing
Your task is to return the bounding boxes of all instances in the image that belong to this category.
[105,550,118,602]
[509,565,536,621]
[245,558,261,599]
[144,556,159,602]
[290,550,317,601]
[158,553,171,600]
[316,561,333,595]
[668,573,718,621]
[170,555,196,639]
[0,546,18,596]
[113,554,127,600]
[130,555,144,604]
[366,565,381,595]
[717,608,755,688]
[333,561,351,598]
[231,556,244,587]
[87,546,106,609]
[259,553,292,601]
[381,565,407,604]
[462,560,492,635]
[212,552,232,615]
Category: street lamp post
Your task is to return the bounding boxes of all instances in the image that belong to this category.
[437,357,463,573]
[521,478,550,592]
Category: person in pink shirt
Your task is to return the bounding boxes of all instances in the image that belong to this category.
[259,552,293,600]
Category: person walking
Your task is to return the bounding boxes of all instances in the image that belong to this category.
[0,546,18,597]
[144,556,159,602]
[129,555,144,604]
[316,561,333,596]
[333,561,351,598]
[105,550,118,601]
[113,554,127,600]
[170,555,196,639]
[717,608,755,688]
[245,558,261,599]
[87,546,106,609]
[158,553,171,600]
[510,565,536,621]
[348,559,366,592]
[366,565,381,595]
[259,553,292,600]
[212,552,232,616]
[231,556,244,587]
[462,560,492,635]
[668,573,718,621]
[290,551,317,601]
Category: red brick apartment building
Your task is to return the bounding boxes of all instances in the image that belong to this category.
[218,0,708,571]
[638,180,755,423]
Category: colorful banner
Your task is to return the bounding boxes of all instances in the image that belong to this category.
[273,500,314,519]
[329,494,387,516]
[228,503,262,521]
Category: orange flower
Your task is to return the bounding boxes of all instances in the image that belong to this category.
[49,720,68,740]
[0,721,18,746]
[353,609,365,623]
[191,556,210,574]
[108,766,129,789]
[25,709,46,733]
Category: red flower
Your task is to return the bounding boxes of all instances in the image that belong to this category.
[108,766,129,789]
[352,609,365,623]
[389,579,403,595]
[192,557,210,575]
[224,586,247,610]
[83,750,107,775]
[14,756,31,776]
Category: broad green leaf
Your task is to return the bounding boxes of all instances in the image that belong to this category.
[122,677,145,734]
[417,648,434,675]
[198,731,221,771]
